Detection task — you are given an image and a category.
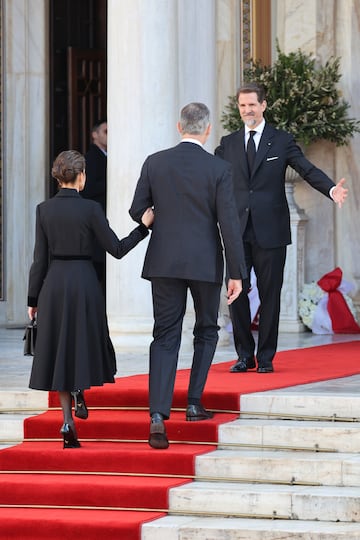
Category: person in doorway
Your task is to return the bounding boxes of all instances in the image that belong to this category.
[215,82,348,374]
[27,150,153,449]
[81,119,108,292]
[129,102,246,450]
[82,119,108,210]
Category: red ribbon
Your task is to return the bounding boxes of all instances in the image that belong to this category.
[317,267,360,334]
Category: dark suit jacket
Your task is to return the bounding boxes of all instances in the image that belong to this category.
[28,189,148,306]
[82,144,107,264]
[82,144,107,212]
[215,124,336,249]
[129,141,246,284]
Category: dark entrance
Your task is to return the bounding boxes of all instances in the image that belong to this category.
[49,0,107,196]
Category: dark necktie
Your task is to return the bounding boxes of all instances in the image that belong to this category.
[247,130,256,174]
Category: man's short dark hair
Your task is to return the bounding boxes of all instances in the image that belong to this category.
[92,119,107,132]
[236,83,266,104]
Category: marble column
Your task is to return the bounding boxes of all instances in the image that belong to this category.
[1,0,48,326]
[279,172,308,332]
[175,0,219,350]
[331,1,360,317]
[215,0,241,134]
[178,0,217,144]
[107,0,219,350]
[107,0,178,349]
[215,0,242,345]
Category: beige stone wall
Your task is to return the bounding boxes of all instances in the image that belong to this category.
[275,0,360,313]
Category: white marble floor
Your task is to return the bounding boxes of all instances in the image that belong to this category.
[1,326,359,390]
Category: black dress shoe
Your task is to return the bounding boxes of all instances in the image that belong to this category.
[230,356,256,373]
[186,404,214,421]
[148,413,169,449]
[257,366,274,373]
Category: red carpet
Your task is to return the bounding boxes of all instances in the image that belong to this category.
[0,340,359,538]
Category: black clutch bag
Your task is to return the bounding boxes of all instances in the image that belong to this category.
[23,318,37,356]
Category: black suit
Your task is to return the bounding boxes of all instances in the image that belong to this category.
[82,144,107,211]
[82,144,107,292]
[215,124,335,367]
[130,141,246,418]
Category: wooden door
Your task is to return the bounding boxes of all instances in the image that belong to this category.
[67,47,106,154]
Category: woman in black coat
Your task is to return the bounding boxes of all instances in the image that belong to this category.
[27,150,153,448]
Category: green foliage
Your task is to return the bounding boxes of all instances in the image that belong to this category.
[221,44,360,146]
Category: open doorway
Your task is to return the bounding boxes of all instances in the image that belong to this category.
[49,0,107,196]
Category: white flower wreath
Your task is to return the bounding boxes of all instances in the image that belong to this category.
[299,281,357,333]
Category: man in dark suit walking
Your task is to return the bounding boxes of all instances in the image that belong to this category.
[215,83,348,375]
[130,102,246,449]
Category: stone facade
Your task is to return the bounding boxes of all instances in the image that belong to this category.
[1,1,359,345]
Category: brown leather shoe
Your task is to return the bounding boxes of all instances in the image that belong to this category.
[230,357,256,373]
[148,413,169,449]
[186,404,214,421]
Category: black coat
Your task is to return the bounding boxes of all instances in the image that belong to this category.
[27,188,148,391]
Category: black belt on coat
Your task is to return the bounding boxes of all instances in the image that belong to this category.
[51,255,92,260]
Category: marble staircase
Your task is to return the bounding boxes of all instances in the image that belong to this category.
[1,371,360,539]
[0,390,47,448]
[142,381,360,539]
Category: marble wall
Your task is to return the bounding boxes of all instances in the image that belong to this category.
[0,0,48,326]
[107,0,224,348]
[106,0,360,347]
[275,0,360,312]
[107,0,179,348]
[1,0,358,333]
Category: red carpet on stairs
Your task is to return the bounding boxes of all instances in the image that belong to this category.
[0,340,359,539]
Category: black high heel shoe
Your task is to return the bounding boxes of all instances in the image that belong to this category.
[71,390,88,419]
[60,423,81,449]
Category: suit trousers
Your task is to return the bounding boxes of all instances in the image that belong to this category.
[149,277,221,419]
[229,218,286,367]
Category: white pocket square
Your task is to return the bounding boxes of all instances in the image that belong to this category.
[266,156,279,161]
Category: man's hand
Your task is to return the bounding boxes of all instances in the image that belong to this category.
[227,279,242,305]
[141,208,154,228]
[28,307,37,320]
[332,178,348,208]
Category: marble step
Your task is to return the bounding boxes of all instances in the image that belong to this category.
[240,390,360,420]
[168,482,360,522]
[0,413,36,442]
[195,449,360,487]
[142,515,360,540]
[218,418,360,453]
[0,391,47,445]
[0,390,47,412]
[0,443,18,450]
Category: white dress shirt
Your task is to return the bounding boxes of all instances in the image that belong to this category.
[244,119,265,151]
